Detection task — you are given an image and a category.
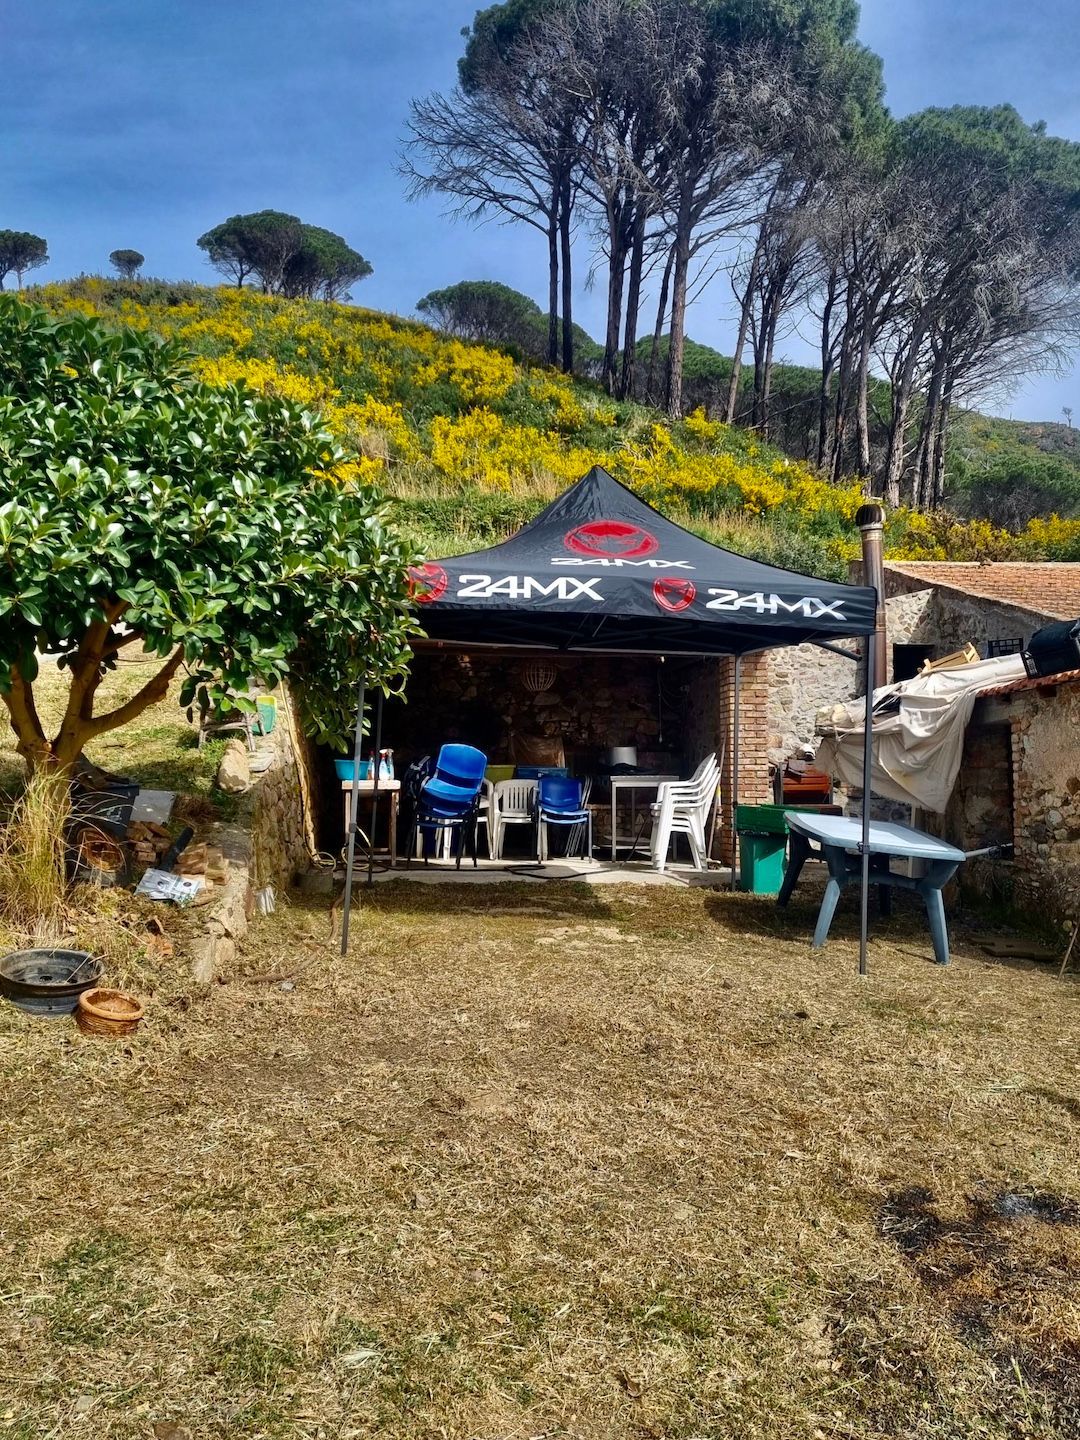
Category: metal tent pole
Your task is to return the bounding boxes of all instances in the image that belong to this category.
[858,633,876,977]
[340,678,366,956]
[730,655,741,891]
[367,689,384,886]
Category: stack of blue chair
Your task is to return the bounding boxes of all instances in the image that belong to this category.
[409,744,487,869]
[536,776,593,863]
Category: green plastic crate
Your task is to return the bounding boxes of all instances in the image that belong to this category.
[735,802,842,835]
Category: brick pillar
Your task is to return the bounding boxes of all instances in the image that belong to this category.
[717,653,773,863]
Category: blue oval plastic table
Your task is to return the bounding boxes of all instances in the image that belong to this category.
[779,812,966,965]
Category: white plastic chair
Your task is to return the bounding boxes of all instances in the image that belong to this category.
[650,753,721,872]
[490,779,537,859]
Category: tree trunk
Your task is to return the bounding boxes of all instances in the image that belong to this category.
[2,639,186,778]
[854,320,874,479]
[646,243,675,403]
[829,294,859,484]
[911,347,945,511]
[724,236,763,424]
[618,207,647,402]
[665,195,694,419]
[882,315,930,508]
[816,269,839,470]
[602,199,628,396]
[559,173,574,374]
[932,378,954,509]
[760,313,778,441]
[750,320,765,430]
[546,208,560,368]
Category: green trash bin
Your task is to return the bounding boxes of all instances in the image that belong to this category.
[735,805,790,894]
[738,830,788,894]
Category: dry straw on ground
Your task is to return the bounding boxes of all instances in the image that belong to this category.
[0,880,1077,1439]
[0,768,69,938]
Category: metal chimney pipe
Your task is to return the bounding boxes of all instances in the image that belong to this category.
[856,502,887,692]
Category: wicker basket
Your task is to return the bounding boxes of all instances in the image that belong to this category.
[76,987,145,1037]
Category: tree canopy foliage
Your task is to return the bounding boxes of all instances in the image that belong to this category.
[415,278,602,371]
[0,299,416,771]
[109,248,145,279]
[0,231,48,290]
[405,0,1080,511]
[197,211,372,301]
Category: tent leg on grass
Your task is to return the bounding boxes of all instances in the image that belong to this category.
[340,678,366,957]
[730,655,741,891]
[858,629,877,977]
[367,690,384,888]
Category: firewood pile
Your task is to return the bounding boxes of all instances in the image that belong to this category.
[125,821,173,866]
[174,843,230,886]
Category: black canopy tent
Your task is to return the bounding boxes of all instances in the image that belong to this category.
[342,468,881,970]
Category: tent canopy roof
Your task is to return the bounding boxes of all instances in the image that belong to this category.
[410,466,876,656]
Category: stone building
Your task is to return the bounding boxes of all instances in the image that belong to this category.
[762,561,1080,761]
[944,665,1080,923]
[757,560,1080,924]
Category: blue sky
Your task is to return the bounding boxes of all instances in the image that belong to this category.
[4,0,1079,420]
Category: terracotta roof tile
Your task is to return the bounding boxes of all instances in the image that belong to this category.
[978,667,1080,698]
[883,561,1080,621]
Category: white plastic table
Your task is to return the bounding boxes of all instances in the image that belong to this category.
[780,812,966,965]
[609,775,679,858]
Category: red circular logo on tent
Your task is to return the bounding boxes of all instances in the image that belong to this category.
[652,577,696,613]
[407,563,448,604]
[564,520,659,560]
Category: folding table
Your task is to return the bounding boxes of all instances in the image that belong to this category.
[780,812,966,965]
[341,779,400,867]
[609,775,678,859]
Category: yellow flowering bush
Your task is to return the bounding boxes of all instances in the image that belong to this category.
[416,340,517,405]
[30,278,1078,576]
[1018,514,1080,561]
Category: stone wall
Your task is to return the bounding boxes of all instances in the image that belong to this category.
[763,640,861,761]
[385,651,684,773]
[190,687,316,983]
[759,579,1049,763]
[884,575,1044,658]
[977,681,1080,923]
[245,693,316,894]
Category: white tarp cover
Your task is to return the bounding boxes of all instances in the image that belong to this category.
[815,653,1027,814]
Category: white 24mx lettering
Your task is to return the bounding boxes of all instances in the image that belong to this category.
[706,588,846,619]
[458,573,604,602]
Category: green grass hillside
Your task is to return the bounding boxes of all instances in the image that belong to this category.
[30,278,1080,573]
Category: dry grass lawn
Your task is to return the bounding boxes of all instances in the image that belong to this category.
[0,880,1078,1440]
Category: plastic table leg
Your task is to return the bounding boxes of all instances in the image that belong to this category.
[916,859,961,965]
[777,831,810,907]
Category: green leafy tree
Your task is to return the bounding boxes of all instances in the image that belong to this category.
[417,279,546,349]
[196,210,303,291]
[108,248,145,279]
[282,225,373,301]
[0,299,417,772]
[0,230,48,289]
[197,212,371,300]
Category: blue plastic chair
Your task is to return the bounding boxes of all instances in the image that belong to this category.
[412,744,487,869]
[536,776,593,863]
